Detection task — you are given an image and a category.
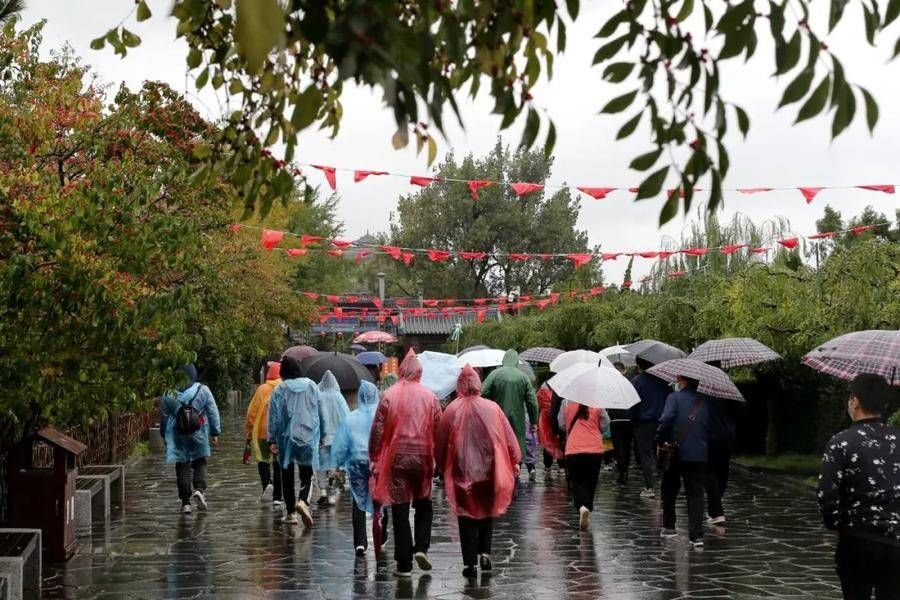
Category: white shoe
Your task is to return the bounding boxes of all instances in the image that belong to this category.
[296,500,314,528]
[394,569,412,578]
[273,500,285,509]
[639,488,656,499]
[327,495,337,507]
[355,546,366,557]
[414,551,432,571]
[192,490,208,511]
[260,483,274,503]
[528,469,537,482]
[660,528,677,538]
[708,515,726,525]
[181,504,192,514]
[281,513,299,524]
[579,506,590,530]
[690,539,705,549]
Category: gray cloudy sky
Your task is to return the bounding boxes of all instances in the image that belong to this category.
[21,1,900,284]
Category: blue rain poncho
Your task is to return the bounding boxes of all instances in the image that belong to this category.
[267,374,323,470]
[317,370,351,470]
[332,380,379,513]
[160,381,221,464]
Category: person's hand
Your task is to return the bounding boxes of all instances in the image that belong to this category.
[270,444,278,455]
[514,464,521,477]
[210,436,219,446]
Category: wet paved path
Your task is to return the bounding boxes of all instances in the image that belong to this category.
[44,418,842,599]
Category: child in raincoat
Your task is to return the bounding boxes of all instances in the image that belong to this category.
[159,364,221,514]
[333,380,389,556]
[436,365,522,578]
[245,361,282,506]
[316,370,351,506]
[267,356,322,527]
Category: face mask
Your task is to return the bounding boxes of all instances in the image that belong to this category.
[670,381,682,392]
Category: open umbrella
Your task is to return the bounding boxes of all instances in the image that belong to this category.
[554,365,641,410]
[600,345,635,367]
[549,349,613,373]
[803,330,900,385]
[547,363,594,395]
[349,343,367,354]
[457,344,489,357]
[459,348,506,368]
[520,347,564,364]
[354,331,398,344]
[418,351,462,399]
[300,352,374,391]
[690,338,781,369]
[646,358,744,401]
[356,351,388,366]
[282,345,318,361]
[625,339,687,365]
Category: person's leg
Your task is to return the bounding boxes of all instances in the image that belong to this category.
[392,503,413,572]
[191,457,207,491]
[351,498,368,550]
[610,422,631,482]
[661,460,681,531]
[175,462,192,505]
[566,454,587,510]
[524,424,537,476]
[683,462,706,542]
[315,469,329,502]
[282,463,296,512]
[634,422,657,490]
[543,449,554,470]
[272,457,283,502]
[875,542,900,600]
[297,464,314,505]
[835,534,875,600]
[412,497,433,555]
[457,516,478,568]
[583,454,603,512]
[258,461,271,490]
[477,517,494,555]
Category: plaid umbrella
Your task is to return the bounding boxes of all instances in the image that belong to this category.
[520,347,564,364]
[647,358,745,402]
[625,340,687,365]
[803,330,900,385]
[689,338,781,369]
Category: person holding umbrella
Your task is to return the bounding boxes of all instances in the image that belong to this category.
[630,357,672,498]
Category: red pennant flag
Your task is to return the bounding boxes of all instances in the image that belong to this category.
[809,231,838,240]
[519,295,533,302]
[577,187,616,200]
[426,249,452,262]
[390,315,400,325]
[229,223,242,233]
[857,184,895,194]
[326,295,341,303]
[536,254,554,261]
[354,170,388,183]
[798,187,824,203]
[334,307,344,317]
[738,187,773,194]
[658,251,675,260]
[536,298,552,310]
[637,251,659,259]
[301,235,323,247]
[682,248,709,256]
[345,295,360,303]
[312,165,337,190]
[567,253,593,268]
[410,175,435,187]
[327,249,344,257]
[401,252,414,266]
[287,248,307,258]
[720,244,747,255]
[778,237,799,249]
[474,298,488,306]
[750,247,769,254]
[302,292,319,300]
[628,187,640,193]
[550,292,561,304]
[851,225,875,236]
[459,251,487,260]
[355,250,373,262]
[601,252,621,261]
[376,313,386,324]
[507,253,530,261]
[622,280,632,289]
[381,245,402,260]
[442,299,457,307]
[509,182,544,197]
[467,180,492,200]
[395,299,407,307]
[331,239,353,249]
[589,286,605,296]
[261,229,284,250]
[669,271,686,278]
[476,309,487,323]
[319,314,330,324]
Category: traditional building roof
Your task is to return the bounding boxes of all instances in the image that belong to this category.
[399,309,501,335]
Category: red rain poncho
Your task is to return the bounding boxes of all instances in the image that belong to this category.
[435,365,522,519]
[537,384,565,460]
[369,350,442,505]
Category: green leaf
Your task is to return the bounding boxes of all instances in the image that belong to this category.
[602,62,635,83]
[795,75,831,123]
[733,105,750,137]
[235,0,285,74]
[831,84,856,137]
[636,166,668,200]
[595,11,625,38]
[520,108,540,150]
[544,120,557,156]
[566,0,580,19]
[778,68,814,107]
[592,34,629,64]
[187,48,202,69]
[629,148,662,171]
[121,28,141,48]
[861,87,878,132]
[704,4,713,31]
[195,67,209,89]
[601,90,638,114]
[708,168,723,212]
[886,0,900,26]
[658,192,680,225]
[290,85,323,131]
[775,29,802,75]
[894,36,900,59]
[862,6,878,45]
[557,19,567,53]
[829,0,850,31]
[427,137,438,166]
[616,111,642,139]
[89,36,105,50]
[136,0,152,22]
[675,0,694,23]
[717,141,729,177]
[391,128,409,150]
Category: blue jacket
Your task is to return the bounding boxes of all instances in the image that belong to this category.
[317,371,351,470]
[267,377,323,470]
[658,389,710,463]
[333,381,379,513]
[160,383,221,464]
[629,372,671,423]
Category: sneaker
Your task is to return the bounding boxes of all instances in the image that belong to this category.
[355,546,366,557]
[708,515,726,525]
[640,488,656,499]
[192,490,208,511]
[528,468,537,482]
[479,554,492,572]
[414,551,432,571]
[462,566,477,578]
[273,499,285,509]
[296,500,314,528]
[579,506,590,530]
[690,538,705,549]
[281,513,299,524]
[394,569,412,578]
[181,504,192,514]
[660,528,677,538]
[260,484,274,503]
[327,494,337,507]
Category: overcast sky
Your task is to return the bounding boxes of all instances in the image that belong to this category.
[20,1,900,283]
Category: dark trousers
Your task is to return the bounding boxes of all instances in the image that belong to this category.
[542,449,566,469]
[391,498,433,572]
[258,461,283,500]
[705,441,731,519]
[835,533,900,600]
[610,421,634,478]
[282,463,313,513]
[566,453,603,511]
[352,498,368,549]
[661,459,706,541]
[175,458,207,505]
[458,516,494,567]
[634,421,658,488]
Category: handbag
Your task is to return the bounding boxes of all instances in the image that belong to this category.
[656,397,704,472]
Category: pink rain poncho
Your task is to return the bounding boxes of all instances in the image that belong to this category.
[435,365,522,519]
[369,350,442,506]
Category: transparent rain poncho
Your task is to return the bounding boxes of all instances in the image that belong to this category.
[332,380,380,513]
[317,370,351,470]
[267,356,322,470]
[435,365,522,519]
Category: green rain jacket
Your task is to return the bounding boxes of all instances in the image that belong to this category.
[481,349,538,457]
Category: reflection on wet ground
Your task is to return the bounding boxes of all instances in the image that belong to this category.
[43,419,841,599]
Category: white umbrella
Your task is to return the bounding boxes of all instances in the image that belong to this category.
[549,349,613,373]
[554,365,641,410]
[418,351,462,400]
[547,363,594,394]
[601,345,635,367]
[459,348,506,368]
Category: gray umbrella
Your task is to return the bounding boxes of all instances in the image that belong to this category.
[803,330,900,385]
[520,347,564,364]
[625,339,687,365]
[689,338,781,369]
[646,358,745,402]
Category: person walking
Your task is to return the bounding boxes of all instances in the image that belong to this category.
[369,350,442,577]
[245,361,283,507]
[607,407,633,485]
[818,373,899,599]
[160,364,221,514]
[316,371,350,507]
[658,376,710,547]
[537,383,565,475]
[563,400,610,530]
[630,357,671,498]
[482,350,539,480]
[435,365,522,578]
[333,380,388,556]
[267,356,321,527]
[705,396,738,525]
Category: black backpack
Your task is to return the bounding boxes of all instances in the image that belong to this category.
[175,388,203,434]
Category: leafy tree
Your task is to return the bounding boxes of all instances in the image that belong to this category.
[389,142,595,297]
[94,1,897,224]
[0,0,24,25]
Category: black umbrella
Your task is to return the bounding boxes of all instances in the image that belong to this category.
[624,339,687,365]
[300,352,374,391]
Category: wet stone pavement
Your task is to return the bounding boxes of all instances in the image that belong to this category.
[44,418,842,599]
